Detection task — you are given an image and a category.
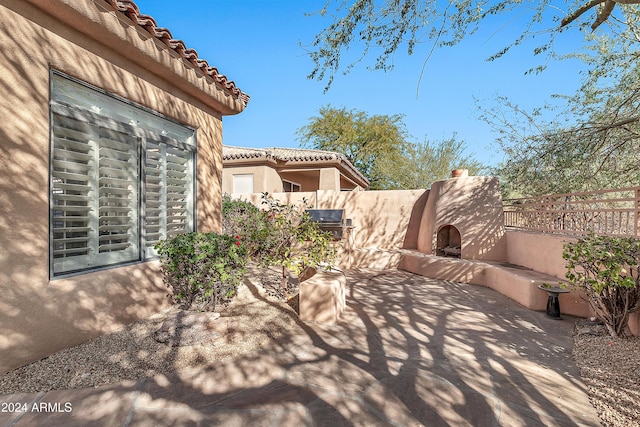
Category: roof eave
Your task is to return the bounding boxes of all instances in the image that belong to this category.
[279,159,370,189]
[26,0,248,116]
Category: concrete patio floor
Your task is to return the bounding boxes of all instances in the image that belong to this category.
[1,269,600,426]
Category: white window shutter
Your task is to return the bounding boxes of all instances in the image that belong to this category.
[165,146,192,239]
[51,73,196,275]
[144,141,165,252]
[96,127,139,264]
[144,141,194,257]
[51,113,94,273]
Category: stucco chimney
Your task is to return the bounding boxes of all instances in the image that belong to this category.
[451,169,469,178]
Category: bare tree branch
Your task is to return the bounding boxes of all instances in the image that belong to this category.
[592,0,617,30]
[561,0,606,27]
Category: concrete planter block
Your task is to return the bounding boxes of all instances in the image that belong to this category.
[299,268,346,324]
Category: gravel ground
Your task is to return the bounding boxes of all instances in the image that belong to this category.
[572,322,640,427]
[2,272,639,427]
[0,267,301,395]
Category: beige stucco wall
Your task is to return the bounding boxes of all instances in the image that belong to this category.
[315,190,427,249]
[0,0,240,373]
[318,168,340,191]
[222,165,283,194]
[229,189,427,252]
[416,176,507,261]
[505,231,576,279]
[223,165,352,194]
[289,172,321,192]
[504,230,640,328]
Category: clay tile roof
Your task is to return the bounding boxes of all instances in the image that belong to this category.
[269,147,343,162]
[104,0,250,107]
[222,146,270,160]
[222,146,370,186]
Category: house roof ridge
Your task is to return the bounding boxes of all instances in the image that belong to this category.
[105,0,250,107]
[222,145,370,186]
[222,145,270,160]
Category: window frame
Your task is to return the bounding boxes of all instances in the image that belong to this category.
[232,173,254,194]
[49,71,197,278]
[282,179,301,192]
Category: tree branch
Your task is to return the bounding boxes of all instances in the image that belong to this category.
[561,0,606,27]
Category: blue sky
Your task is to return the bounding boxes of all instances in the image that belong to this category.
[131,0,589,167]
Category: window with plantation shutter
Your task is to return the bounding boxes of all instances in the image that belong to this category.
[96,127,139,263]
[50,72,195,276]
[51,114,94,271]
[143,141,194,258]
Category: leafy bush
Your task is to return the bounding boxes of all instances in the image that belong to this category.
[563,234,640,337]
[221,194,271,258]
[155,232,247,311]
[222,193,336,299]
[258,193,336,297]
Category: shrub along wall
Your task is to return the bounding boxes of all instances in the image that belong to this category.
[228,189,428,251]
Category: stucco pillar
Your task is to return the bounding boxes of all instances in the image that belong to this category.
[319,167,340,191]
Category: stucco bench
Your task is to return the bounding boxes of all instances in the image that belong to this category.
[299,267,346,324]
[398,251,589,317]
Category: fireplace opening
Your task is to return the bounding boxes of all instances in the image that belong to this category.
[436,225,461,258]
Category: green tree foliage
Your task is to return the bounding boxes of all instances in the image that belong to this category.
[387,136,486,189]
[482,59,640,197]
[307,0,640,90]
[258,194,336,298]
[563,234,640,338]
[296,105,408,189]
[297,105,485,189]
[478,6,640,196]
[222,195,273,258]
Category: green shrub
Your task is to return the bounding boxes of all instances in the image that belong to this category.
[222,193,336,299]
[155,232,248,311]
[222,194,272,259]
[563,233,640,337]
[257,193,336,298]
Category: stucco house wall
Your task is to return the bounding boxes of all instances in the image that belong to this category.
[222,165,283,194]
[222,146,370,193]
[0,0,247,373]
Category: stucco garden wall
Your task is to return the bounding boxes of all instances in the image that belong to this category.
[0,0,238,373]
[505,230,640,334]
[228,189,427,252]
[505,231,575,279]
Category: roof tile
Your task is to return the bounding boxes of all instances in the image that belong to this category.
[105,0,249,106]
[222,146,370,186]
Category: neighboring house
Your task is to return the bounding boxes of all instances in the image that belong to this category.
[222,146,370,194]
[0,0,248,373]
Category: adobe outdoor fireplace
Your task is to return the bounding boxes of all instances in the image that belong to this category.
[416,174,507,261]
[436,225,461,258]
